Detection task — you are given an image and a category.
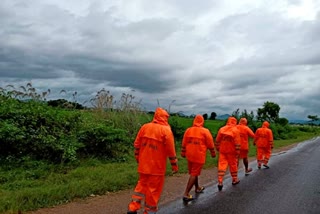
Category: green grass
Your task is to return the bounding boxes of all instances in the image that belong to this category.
[0,126,319,213]
[0,157,139,213]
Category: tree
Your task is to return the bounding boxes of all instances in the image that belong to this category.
[307,115,319,125]
[232,108,240,120]
[203,113,208,120]
[277,117,289,126]
[257,101,280,122]
[209,112,217,120]
[47,99,84,109]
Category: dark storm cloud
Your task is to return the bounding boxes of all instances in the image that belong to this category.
[0,47,177,93]
[0,0,320,120]
[62,55,177,93]
[0,0,185,94]
[0,47,61,79]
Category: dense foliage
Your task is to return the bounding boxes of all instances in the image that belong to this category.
[0,95,144,163]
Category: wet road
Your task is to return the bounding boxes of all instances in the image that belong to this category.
[159,137,320,214]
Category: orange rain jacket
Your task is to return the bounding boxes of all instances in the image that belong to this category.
[236,118,255,151]
[254,121,274,148]
[134,107,178,175]
[215,117,241,154]
[181,115,216,164]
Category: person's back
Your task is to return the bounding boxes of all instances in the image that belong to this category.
[182,115,215,164]
[136,117,175,175]
[254,121,274,169]
[216,117,241,154]
[255,121,273,148]
[236,118,255,151]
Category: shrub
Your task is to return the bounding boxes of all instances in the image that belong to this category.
[169,116,186,141]
[0,96,83,163]
[77,121,132,160]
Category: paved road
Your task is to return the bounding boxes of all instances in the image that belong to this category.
[159,137,320,214]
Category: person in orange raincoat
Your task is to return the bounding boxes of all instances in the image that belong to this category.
[181,114,216,202]
[236,118,255,175]
[215,116,241,191]
[127,107,178,214]
[254,121,274,169]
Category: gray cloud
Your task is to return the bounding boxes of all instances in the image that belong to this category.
[0,0,320,120]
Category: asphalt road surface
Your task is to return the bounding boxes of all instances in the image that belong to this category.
[159,137,320,214]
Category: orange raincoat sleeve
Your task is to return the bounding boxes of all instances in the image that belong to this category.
[234,128,241,155]
[246,127,255,138]
[215,131,222,152]
[165,126,178,171]
[267,128,274,148]
[237,126,255,150]
[205,129,216,157]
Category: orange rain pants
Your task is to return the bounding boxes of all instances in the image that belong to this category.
[217,153,238,184]
[256,146,272,166]
[128,173,165,214]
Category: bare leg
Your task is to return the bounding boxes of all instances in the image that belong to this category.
[243,158,248,171]
[183,175,196,197]
[194,176,199,190]
[244,157,253,174]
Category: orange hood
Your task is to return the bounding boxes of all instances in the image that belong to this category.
[193,114,204,127]
[262,121,270,128]
[227,117,237,126]
[239,118,247,125]
[152,107,169,126]
[219,116,238,137]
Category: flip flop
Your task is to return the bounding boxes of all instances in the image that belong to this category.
[232,180,240,185]
[195,186,205,193]
[182,194,194,202]
[245,168,253,175]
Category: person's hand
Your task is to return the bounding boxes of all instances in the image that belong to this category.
[171,165,178,174]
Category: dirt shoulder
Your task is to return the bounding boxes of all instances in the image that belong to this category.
[28,144,298,214]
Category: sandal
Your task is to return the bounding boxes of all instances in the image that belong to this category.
[195,186,205,193]
[182,194,194,202]
[232,180,240,185]
[245,168,253,175]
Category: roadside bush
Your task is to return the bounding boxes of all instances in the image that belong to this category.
[298,125,314,132]
[77,122,132,161]
[169,116,186,141]
[0,96,83,163]
[270,123,296,140]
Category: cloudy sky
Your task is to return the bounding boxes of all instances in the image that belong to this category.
[1,0,319,120]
